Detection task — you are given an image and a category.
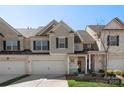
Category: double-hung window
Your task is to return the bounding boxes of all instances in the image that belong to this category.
[35,41,41,50]
[34,40,48,51]
[56,37,68,49]
[6,40,18,51]
[58,38,65,48]
[107,35,119,46]
[83,43,92,50]
[42,40,48,50]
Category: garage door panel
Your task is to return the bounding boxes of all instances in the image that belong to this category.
[32,60,66,74]
[0,61,26,74]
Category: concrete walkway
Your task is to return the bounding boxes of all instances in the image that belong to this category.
[0,75,21,84]
[8,75,68,87]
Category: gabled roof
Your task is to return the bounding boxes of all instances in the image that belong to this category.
[16,28,41,38]
[88,25,105,32]
[16,19,75,37]
[104,17,124,29]
[35,20,58,35]
[0,17,22,36]
[49,21,74,33]
[114,17,124,25]
[35,20,74,36]
[77,30,95,43]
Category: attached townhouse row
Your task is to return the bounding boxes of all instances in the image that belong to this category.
[0,17,124,75]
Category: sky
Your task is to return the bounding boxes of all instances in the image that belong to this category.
[0,5,124,30]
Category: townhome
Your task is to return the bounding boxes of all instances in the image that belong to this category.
[0,17,124,75]
[0,18,90,75]
[86,17,124,72]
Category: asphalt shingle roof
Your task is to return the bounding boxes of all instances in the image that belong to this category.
[77,30,95,43]
[88,25,105,32]
[16,27,44,38]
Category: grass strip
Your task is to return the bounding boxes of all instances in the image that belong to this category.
[67,80,122,87]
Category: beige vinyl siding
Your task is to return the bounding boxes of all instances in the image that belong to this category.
[23,38,31,50]
[50,25,74,54]
[101,30,124,53]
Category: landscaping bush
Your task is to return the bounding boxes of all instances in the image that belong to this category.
[122,72,124,77]
[98,69,104,73]
[113,70,122,75]
[107,70,116,77]
[107,70,113,76]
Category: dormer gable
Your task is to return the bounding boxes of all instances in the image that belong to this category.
[49,21,74,34]
[104,17,124,30]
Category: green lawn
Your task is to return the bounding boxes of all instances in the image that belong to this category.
[68,80,122,87]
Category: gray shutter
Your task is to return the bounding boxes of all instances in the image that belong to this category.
[33,41,36,50]
[17,41,20,50]
[65,37,68,48]
[107,35,110,46]
[56,38,58,48]
[117,35,119,46]
[47,41,49,50]
[3,41,6,50]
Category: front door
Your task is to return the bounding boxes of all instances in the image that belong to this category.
[78,61,81,73]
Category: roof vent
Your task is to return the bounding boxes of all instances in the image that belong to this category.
[27,27,32,29]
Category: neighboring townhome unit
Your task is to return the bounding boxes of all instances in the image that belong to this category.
[86,17,124,72]
[0,18,24,52]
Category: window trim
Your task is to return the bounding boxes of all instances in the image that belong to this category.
[58,37,66,49]
[5,40,18,51]
[107,35,119,46]
[33,40,49,51]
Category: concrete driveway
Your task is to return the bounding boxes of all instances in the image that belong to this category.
[0,75,21,84]
[8,75,68,87]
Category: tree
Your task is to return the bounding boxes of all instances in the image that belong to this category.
[97,26,110,77]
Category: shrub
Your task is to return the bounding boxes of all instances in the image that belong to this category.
[107,70,113,76]
[113,70,122,75]
[107,70,116,77]
[98,69,104,73]
[122,71,124,77]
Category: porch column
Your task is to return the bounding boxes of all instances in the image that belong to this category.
[89,54,91,70]
[74,57,78,64]
[85,55,88,74]
[67,56,70,74]
[75,57,78,73]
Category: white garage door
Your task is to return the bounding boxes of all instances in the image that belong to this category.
[108,56,124,71]
[0,61,26,74]
[32,60,66,74]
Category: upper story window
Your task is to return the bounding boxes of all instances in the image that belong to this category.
[59,38,65,48]
[107,35,119,46]
[83,43,92,49]
[56,37,68,48]
[33,40,49,51]
[3,40,20,51]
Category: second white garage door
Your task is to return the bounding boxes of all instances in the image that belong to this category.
[32,60,66,74]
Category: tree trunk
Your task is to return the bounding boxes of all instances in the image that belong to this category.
[104,51,108,77]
